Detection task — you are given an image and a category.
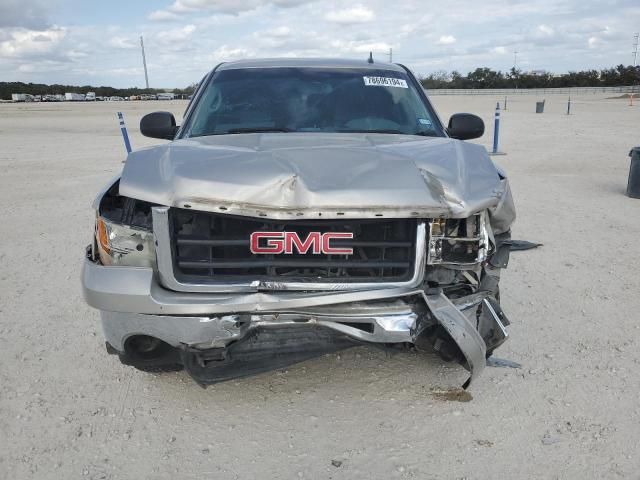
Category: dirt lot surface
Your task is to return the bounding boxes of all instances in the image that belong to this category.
[1,94,639,479]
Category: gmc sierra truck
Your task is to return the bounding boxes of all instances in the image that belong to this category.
[82,58,516,388]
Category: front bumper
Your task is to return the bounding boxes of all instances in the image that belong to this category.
[82,258,508,386]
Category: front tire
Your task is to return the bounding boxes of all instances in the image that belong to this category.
[110,336,184,373]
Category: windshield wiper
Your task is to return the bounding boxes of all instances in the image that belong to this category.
[414,130,439,137]
[225,127,295,134]
[335,129,439,137]
[336,129,405,134]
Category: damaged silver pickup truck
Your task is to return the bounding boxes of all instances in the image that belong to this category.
[82,58,515,388]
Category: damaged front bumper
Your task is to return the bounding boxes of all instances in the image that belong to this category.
[82,258,509,387]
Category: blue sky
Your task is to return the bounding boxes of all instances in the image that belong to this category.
[1,0,638,88]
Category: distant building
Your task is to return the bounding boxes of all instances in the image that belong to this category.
[527,70,548,77]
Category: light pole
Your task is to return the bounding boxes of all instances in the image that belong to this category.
[140,36,150,89]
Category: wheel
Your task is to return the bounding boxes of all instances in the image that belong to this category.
[117,336,184,373]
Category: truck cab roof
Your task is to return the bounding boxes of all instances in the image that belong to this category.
[216,57,406,72]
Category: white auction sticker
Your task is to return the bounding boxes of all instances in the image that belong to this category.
[363,76,408,88]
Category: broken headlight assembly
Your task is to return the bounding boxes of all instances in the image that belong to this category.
[96,216,156,268]
[93,182,156,268]
[427,212,489,265]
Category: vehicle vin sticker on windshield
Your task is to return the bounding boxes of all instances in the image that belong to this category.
[363,76,408,88]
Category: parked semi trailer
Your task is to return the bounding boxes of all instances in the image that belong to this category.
[11,93,34,102]
[65,92,85,101]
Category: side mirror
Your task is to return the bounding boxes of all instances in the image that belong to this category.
[447,113,484,140]
[140,111,178,140]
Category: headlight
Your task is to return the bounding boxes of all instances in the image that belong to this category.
[427,213,489,265]
[96,216,156,267]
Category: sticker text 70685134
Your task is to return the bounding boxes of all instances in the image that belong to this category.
[363,76,408,88]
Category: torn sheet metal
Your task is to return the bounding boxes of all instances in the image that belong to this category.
[507,240,543,251]
[422,291,487,388]
[88,259,496,387]
[486,357,522,369]
[487,176,516,235]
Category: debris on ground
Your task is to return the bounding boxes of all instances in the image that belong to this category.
[431,388,473,402]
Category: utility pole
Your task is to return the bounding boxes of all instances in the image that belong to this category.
[389,47,393,63]
[513,50,519,90]
[140,35,149,89]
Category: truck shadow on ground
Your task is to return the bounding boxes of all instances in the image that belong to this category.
[137,346,473,403]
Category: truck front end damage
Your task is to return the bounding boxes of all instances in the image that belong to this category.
[83,149,515,387]
[82,59,517,388]
[86,278,507,388]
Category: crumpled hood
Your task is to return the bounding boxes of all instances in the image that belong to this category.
[119,132,509,220]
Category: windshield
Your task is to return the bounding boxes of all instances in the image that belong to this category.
[185,67,442,138]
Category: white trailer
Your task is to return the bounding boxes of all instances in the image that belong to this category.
[11,93,34,102]
[85,92,96,101]
[157,92,175,100]
[65,92,85,101]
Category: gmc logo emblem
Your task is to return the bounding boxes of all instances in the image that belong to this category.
[250,231,353,255]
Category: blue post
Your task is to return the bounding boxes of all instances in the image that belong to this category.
[117,111,132,154]
[567,96,571,115]
[492,102,500,154]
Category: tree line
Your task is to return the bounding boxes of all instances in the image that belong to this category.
[2,64,639,99]
[420,64,640,89]
[0,82,198,100]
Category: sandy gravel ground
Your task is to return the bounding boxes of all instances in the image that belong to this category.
[1,94,639,479]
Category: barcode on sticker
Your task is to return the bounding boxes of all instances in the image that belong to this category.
[363,76,408,88]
